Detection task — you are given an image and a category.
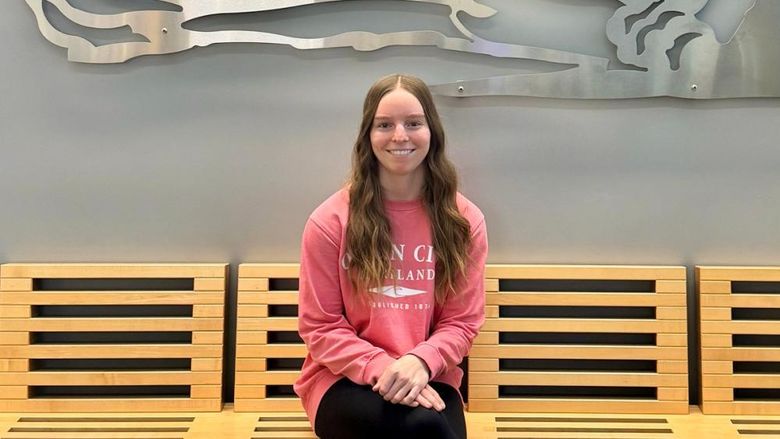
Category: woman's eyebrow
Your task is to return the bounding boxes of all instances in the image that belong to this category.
[374,113,425,119]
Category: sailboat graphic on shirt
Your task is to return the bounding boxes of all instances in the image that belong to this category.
[369,286,428,299]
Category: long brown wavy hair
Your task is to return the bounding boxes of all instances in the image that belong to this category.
[345,74,471,304]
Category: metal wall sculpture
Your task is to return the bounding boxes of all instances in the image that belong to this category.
[26,0,780,99]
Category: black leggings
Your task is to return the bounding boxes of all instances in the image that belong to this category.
[314,378,466,439]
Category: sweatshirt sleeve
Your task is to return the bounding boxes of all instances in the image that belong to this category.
[407,216,488,379]
[297,217,396,385]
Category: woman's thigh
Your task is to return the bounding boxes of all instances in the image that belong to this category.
[314,378,466,439]
[430,381,467,438]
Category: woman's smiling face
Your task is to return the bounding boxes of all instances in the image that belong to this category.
[370,88,431,183]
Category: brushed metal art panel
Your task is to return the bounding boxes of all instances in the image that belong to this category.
[25,0,780,99]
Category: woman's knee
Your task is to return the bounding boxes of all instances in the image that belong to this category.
[402,407,455,438]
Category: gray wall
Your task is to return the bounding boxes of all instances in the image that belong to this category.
[2,0,780,403]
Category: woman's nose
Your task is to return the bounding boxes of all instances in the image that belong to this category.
[392,125,409,142]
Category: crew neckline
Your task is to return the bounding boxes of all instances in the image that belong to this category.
[383,197,424,211]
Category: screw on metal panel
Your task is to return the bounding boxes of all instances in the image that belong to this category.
[457,86,465,93]
[162,28,168,34]
[691,84,698,91]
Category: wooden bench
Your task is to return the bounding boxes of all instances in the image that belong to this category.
[0,263,227,412]
[698,266,780,415]
[9,262,780,437]
[5,405,780,438]
[469,265,689,414]
[234,263,305,412]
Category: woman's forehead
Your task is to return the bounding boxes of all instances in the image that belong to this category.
[374,89,425,116]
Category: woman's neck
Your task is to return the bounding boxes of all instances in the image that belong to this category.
[379,170,425,201]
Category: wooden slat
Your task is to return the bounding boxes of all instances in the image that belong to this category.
[657,361,689,374]
[702,401,780,415]
[486,265,685,280]
[238,292,299,305]
[0,317,223,331]
[239,264,300,278]
[0,371,222,385]
[233,386,273,400]
[0,398,221,412]
[700,334,731,348]
[701,361,732,374]
[698,280,732,294]
[472,345,687,361]
[0,278,33,291]
[470,358,499,372]
[192,358,223,371]
[469,372,687,387]
[234,398,304,412]
[701,294,780,307]
[236,359,267,372]
[701,387,734,401]
[473,331,498,345]
[0,306,30,318]
[0,332,29,345]
[700,308,731,320]
[253,419,313,428]
[190,385,223,399]
[658,387,689,401]
[703,347,780,361]
[194,277,226,291]
[4,420,194,428]
[702,374,780,388]
[701,320,780,335]
[192,331,224,345]
[468,399,689,414]
[487,429,673,438]
[486,292,686,306]
[237,318,298,331]
[0,292,225,305]
[193,305,224,318]
[0,386,28,399]
[237,304,270,318]
[234,371,300,385]
[658,334,688,346]
[482,319,686,333]
[3,344,222,358]
[237,278,270,292]
[657,308,687,320]
[697,266,780,282]
[236,344,307,358]
[0,263,227,278]
[0,359,29,372]
[656,280,687,293]
[253,431,316,437]
[235,331,268,345]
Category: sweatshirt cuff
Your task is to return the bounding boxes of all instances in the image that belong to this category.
[362,352,395,385]
[408,343,443,379]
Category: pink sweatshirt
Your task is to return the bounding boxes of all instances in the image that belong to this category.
[294,188,488,425]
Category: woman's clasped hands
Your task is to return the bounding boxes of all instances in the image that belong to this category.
[372,354,446,412]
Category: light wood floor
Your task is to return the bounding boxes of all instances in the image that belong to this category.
[2,405,780,439]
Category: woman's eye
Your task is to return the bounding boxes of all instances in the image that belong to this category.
[406,120,424,128]
[375,122,391,129]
